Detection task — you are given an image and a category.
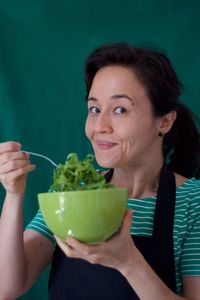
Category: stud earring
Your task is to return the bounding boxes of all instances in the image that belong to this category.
[158,132,163,137]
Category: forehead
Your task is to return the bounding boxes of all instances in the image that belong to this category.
[92,65,139,84]
[89,65,148,99]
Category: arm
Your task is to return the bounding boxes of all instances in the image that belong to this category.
[55,210,200,300]
[0,141,53,299]
[120,246,200,300]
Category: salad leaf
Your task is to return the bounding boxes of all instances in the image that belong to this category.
[49,153,113,192]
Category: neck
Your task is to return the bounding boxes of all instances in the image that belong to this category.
[111,157,164,199]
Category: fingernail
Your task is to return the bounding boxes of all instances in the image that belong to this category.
[23,152,29,158]
[66,237,73,244]
[129,209,133,217]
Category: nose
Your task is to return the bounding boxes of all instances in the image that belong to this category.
[94,112,113,134]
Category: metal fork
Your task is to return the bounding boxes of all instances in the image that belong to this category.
[22,150,58,167]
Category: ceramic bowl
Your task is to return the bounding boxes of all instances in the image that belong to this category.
[38,188,128,244]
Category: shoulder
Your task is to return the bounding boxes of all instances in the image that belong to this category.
[175,175,200,217]
[175,174,200,206]
[174,177,200,244]
[175,173,200,193]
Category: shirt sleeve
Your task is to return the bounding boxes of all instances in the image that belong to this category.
[26,209,55,245]
[181,186,200,276]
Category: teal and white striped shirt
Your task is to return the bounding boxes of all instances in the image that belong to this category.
[26,177,200,295]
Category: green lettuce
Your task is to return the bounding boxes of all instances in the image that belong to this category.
[49,153,113,192]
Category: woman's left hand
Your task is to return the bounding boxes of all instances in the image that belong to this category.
[55,210,198,300]
[55,209,137,273]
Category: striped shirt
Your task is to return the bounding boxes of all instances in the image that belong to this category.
[26,177,200,295]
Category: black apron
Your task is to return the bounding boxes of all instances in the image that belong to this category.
[48,164,177,299]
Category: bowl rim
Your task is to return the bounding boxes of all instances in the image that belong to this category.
[38,187,128,196]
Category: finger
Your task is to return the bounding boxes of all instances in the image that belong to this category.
[55,236,76,257]
[0,164,36,183]
[66,237,97,256]
[56,235,92,257]
[0,159,30,174]
[121,209,133,233]
[10,164,36,179]
[56,236,104,264]
[0,141,21,155]
[0,151,28,165]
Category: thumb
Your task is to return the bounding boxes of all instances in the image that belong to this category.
[121,209,133,233]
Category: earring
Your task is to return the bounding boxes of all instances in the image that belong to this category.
[158,132,163,137]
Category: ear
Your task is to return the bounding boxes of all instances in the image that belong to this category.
[157,111,177,134]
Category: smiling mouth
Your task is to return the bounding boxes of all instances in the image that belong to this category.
[95,141,117,150]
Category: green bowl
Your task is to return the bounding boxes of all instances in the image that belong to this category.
[38,188,128,244]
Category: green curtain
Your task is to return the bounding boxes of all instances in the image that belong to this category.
[0,1,199,299]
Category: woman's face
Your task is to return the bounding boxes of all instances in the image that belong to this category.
[85,65,163,169]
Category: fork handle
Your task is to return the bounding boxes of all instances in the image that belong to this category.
[22,150,58,167]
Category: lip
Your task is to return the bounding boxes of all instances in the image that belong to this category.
[95,140,117,150]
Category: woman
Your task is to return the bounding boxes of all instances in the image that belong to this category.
[0,43,200,300]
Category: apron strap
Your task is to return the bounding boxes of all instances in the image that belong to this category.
[133,163,176,293]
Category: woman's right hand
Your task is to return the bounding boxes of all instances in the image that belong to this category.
[0,141,35,197]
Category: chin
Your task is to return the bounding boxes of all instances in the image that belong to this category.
[93,146,123,168]
[95,156,119,169]
[96,159,111,169]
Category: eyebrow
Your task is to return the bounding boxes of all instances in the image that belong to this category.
[87,94,134,103]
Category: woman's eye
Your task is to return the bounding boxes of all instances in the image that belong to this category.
[89,107,100,114]
[114,107,127,114]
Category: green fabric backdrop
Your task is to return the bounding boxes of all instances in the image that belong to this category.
[0,1,199,299]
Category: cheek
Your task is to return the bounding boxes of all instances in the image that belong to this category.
[85,117,93,140]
